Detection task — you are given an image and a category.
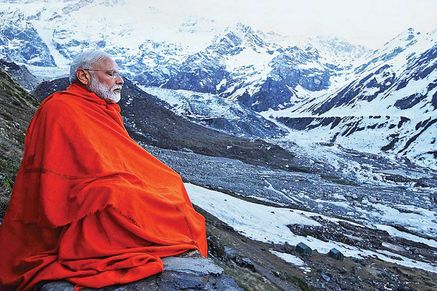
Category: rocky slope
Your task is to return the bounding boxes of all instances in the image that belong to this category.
[40,256,244,291]
[0,59,41,91]
[0,66,38,217]
[122,86,287,139]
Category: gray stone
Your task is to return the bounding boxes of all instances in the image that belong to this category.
[431,192,437,205]
[162,257,223,276]
[223,246,238,260]
[39,257,242,291]
[234,257,256,272]
[39,281,74,291]
[283,242,294,253]
[295,242,312,256]
[321,272,331,282]
[328,248,345,261]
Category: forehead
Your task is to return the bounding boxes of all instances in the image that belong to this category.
[92,57,118,70]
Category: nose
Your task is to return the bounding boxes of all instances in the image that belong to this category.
[115,75,124,85]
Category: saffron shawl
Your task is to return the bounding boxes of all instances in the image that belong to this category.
[0,83,207,290]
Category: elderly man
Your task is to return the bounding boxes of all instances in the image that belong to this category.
[0,51,207,290]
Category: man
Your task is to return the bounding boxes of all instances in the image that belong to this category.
[0,51,207,290]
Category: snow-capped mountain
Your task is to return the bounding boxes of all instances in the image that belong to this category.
[123,40,187,87]
[265,28,437,169]
[0,10,55,66]
[0,1,368,112]
[293,28,436,117]
[163,23,356,112]
[304,35,372,70]
[142,86,286,138]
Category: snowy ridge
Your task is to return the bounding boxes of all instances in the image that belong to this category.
[286,28,437,117]
[141,86,286,138]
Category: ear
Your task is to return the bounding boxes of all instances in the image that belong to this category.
[76,69,90,85]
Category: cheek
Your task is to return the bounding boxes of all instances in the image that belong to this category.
[101,82,116,91]
[102,80,114,88]
[95,74,114,88]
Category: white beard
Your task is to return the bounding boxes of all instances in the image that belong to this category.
[88,78,122,103]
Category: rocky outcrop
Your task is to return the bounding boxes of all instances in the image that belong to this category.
[39,257,242,291]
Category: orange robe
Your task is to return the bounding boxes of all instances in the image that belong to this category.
[0,83,207,290]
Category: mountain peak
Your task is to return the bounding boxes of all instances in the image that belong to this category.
[210,23,269,54]
[303,35,370,67]
[384,27,421,47]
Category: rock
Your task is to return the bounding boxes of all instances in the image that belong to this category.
[39,256,243,290]
[328,248,345,260]
[224,246,238,260]
[283,242,294,253]
[40,281,74,291]
[222,246,256,272]
[207,234,226,259]
[162,256,223,275]
[321,272,331,282]
[235,257,256,272]
[295,242,312,256]
[414,178,437,188]
[398,284,414,291]
[431,192,437,205]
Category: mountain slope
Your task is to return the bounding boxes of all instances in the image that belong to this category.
[266,29,437,169]
[0,66,38,216]
[0,10,55,67]
[143,86,287,139]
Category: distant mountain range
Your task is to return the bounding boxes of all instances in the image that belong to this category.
[0,0,435,170]
[267,28,437,170]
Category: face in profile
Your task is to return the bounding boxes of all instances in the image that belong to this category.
[86,58,124,103]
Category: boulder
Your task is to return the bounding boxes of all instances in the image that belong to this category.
[39,256,242,291]
[295,242,312,256]
[328,248,345,261]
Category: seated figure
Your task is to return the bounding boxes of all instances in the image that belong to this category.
[0,50,207,290]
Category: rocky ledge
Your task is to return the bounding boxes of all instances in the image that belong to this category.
[39,256,242,291]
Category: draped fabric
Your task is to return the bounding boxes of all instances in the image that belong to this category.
[0,84,207,290]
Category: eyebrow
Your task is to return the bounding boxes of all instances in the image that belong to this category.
[82,69,120,72]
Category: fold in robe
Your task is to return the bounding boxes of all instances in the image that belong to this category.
[0,84,207,290]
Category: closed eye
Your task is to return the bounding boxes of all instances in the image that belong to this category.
[106,70,122,78]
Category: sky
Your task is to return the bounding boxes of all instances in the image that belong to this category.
[144,0,437,49]
[2,0,436,50]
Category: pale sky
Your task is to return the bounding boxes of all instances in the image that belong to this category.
[147,0,437,49]
[3,0,437,50]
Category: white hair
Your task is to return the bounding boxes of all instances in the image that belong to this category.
[69,50,112,84]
